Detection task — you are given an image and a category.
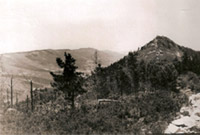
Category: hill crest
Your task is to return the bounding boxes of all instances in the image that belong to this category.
[0,48,124,101]
[137,36,183,62]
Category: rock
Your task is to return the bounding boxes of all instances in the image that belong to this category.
[165,92,200,133]
[181,111,190,116]
[138,117,144,123]
[165,124,180,133]
[191,115,200,121]
[189,93,200,105]
[195,112,200,117]
[180,106,192,115]
[193,123,200,130]
[5,108,18,114]
[175,128,187,134]
[172,116,196,128]
[192,108,200,115]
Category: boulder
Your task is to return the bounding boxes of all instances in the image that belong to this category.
[172,116,196,128]
[165,124,180,133]
[191,115,200,121]
[165,92,200,133]
[180,106,192,115]
[5,108,18,114]
[189,93,200,105]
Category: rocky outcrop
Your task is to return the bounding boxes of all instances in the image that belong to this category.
[165,93,200,133]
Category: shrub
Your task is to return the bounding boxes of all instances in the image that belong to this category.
[8,89,188,134]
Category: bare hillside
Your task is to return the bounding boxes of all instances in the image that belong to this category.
[0,48,124,101]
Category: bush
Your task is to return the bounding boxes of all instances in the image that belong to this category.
[8,90,188,134]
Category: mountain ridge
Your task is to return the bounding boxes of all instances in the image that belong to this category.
[0,48,124,101]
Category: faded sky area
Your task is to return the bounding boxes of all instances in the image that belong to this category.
[0,0,200,54]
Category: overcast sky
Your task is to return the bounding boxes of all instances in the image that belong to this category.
[0,0,200,54]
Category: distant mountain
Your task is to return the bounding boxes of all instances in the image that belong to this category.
[88,36,200,98]
[0,48,124,101]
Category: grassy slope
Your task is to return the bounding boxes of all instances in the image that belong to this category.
[0,48,123,101]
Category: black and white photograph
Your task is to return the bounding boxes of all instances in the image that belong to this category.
[0,0,200,134]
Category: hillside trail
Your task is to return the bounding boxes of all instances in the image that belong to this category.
[165,90,200,134]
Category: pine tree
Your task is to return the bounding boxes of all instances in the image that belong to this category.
[127,52,139,90]
[50,52,85,109]
[182,51,190,72]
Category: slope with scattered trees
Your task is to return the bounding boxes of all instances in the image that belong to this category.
[3,36,200,134]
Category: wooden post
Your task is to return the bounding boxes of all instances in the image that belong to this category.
[11,77,13,107]
[26,95,29,112]
[30,80,34,112]
[16,92,18,105]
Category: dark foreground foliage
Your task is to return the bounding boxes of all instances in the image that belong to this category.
[3,90,188,134]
